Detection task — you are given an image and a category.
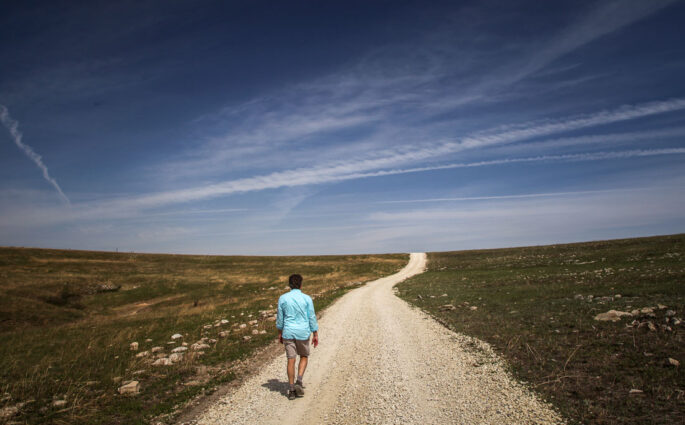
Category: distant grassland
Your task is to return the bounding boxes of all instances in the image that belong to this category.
[397,234,684,425]
[0,248,406,424]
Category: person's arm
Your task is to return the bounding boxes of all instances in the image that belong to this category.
[276,298,284,344]
[307,297,319,347]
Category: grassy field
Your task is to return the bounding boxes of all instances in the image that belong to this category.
[0,247,406,424]
[397,234,684,425]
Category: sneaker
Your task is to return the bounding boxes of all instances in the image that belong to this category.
[294,382,305,397]
[288,389,297,400]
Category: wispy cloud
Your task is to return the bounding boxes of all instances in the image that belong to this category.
[122,99,685,211]
[0,105,70,204]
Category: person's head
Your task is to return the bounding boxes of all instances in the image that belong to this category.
[289,274,302,289]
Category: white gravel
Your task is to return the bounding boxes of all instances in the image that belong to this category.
[193,253,564,425]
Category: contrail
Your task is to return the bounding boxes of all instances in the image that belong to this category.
[0,105,70,205]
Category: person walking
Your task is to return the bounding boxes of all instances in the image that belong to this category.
[276,273,319,400]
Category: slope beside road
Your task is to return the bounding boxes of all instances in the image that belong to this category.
[192,253,564,425]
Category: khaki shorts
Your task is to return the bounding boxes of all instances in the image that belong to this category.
[283,338,310,358]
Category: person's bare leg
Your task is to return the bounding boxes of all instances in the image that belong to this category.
[287,358,296,386]
[297,356,308,380]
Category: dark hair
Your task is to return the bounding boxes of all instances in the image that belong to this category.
[289,274,302,289]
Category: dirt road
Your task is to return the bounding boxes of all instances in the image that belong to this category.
[194,253,563,424]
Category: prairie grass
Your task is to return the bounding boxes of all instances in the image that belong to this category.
[397,234,684,425]
[0,248,405,424]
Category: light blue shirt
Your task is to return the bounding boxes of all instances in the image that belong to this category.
[276,288,318,340]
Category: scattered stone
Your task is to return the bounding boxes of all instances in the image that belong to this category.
[151,346,163,353]
[248,320,258,325]
[668,358,680,367]
[182,342,188,346]
[594,310,632,322]
[641,307,654,314]
[665,310,676,317]
[219,331,230,338]
[469,306,478,311]
[629,389,643,395]
[152,357,172,366]
[674,319,682,326]
[203,325,212,330]
[615,294,622,299]
[438,304,456,311]
[441,293,448,297]
[631,309,640,315]
[171,346,188,353]
[259,330,267,334]
[251,329,259,335]
[112,376,123,383]
[96,282,121,293]
[155,352,167,359]
[647,322,657,332]
[220,319,229,325]
[145,338,152,342]
[52,399,67,408]
[574,294,584,300]
[208,338,217,344]
[171,333,183,340]
[267,316,276,321]
[135,351,150,358]
[191,343,210,351]
[239,324,247,329]
[167,341,177,345]
[131,370,145,375]
[657,304,668,310]
[118,380,140,395]
[0,402,26,420]
[242,336,251,341]
[130,342,139,351]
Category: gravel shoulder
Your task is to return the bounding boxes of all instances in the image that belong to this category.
[192,253,564,425]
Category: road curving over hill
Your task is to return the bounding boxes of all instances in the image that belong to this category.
[193,253,564,425]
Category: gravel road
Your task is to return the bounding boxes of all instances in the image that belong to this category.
[193,253,564,425]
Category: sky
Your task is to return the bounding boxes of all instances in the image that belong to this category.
[1,0,684,255]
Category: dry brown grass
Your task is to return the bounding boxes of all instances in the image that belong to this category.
[0,247,406,424]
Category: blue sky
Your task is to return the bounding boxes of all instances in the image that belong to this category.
[1,0,684,255]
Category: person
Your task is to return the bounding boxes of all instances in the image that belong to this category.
[276,273,319,400]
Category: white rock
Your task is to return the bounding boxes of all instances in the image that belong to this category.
[145,338,153,342]
[135,351,149,358]
[169,353,184,363]
[219,331,230,338]
[668,358,680,367]
[152,357,172,366]
[243,336,251,341]
[248,320,258,325]
[665,310,676,317]
[594,310,632,322]
[191,343,210,351]
[239,324,247,329]
[259,330,267,334]
[171,333,183,340]
[203,325,212,330]
[251,329,259,335]
[220,319,229,325]
[629,389,643,395]
[151,346,163,353]
[118,381,140,395]
[129,342,139,351]
[52,399,67,408]
[171,346,188,353]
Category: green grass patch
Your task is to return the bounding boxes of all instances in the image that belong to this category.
[397,234,684,425]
